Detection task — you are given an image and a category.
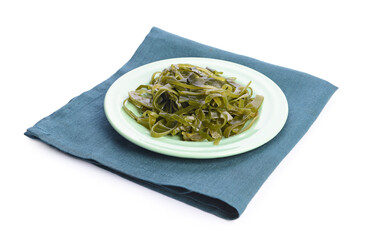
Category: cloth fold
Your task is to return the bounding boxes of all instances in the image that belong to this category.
[25,27,337,219]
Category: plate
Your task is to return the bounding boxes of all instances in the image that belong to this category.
[104,57,288,159]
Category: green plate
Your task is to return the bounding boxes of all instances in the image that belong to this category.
[104,57,288,159]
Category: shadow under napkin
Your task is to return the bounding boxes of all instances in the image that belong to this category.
[25,27,337,220]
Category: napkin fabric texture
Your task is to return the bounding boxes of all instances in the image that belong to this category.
[25,27,337,220]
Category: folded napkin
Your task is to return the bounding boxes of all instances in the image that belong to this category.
[25,27,337,219]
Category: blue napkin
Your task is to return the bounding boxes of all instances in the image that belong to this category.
[25,27,337,219]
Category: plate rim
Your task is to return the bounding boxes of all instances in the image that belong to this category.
[104,57,288,159]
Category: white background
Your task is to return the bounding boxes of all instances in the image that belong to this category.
[1,1,364,239]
